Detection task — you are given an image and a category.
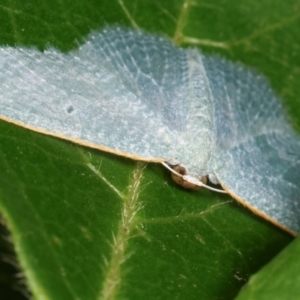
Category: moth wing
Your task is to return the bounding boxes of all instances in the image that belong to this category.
[203,57,300,233]
[0,28,193,160]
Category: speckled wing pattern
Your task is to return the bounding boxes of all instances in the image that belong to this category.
[0,28,213,164]
[0,27,299,233]
[202,57,300,233]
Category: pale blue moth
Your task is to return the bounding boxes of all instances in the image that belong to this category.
[0,27,299,235]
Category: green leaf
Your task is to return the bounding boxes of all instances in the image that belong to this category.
[0,0,298,299]
[235,237,300,300]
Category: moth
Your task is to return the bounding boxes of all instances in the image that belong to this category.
[0,27,299,234]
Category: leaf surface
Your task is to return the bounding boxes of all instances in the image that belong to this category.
[235,236,300,300]
[0,0,298,299]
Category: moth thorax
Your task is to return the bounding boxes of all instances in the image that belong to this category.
[171,165,207,191]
